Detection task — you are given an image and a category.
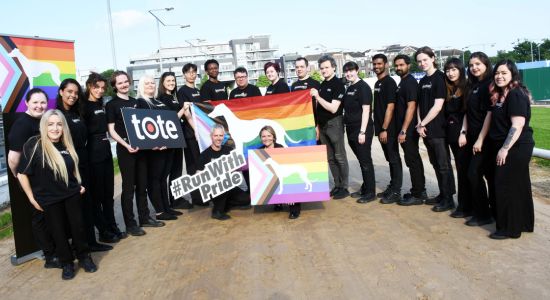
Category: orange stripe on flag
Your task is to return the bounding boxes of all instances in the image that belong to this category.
[11,37,74,50]
[234,102,312,119]
[16,45,75,61]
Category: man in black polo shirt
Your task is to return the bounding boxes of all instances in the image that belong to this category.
[310,55,348,199]
[229,67,262,99]
[292,57,321,138]
[200,59,228,101]
[372,54,402,204]
[393,54,428,206]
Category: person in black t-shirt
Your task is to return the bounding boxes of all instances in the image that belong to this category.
[18,109,96,280]
[176,63,208,207]
[7,88,58,268]
[415,46,455,212]
[157,71,194,210]
[393,55,427,206]
[485,60,534,240]
[443,59,474,219]
[83,73,127,243]
[292,57,321,138]
[310,55,349,199]
[463,52,495,227]
[106,71,162,236]
[229,67,262,99]
[137,75,182,222]
[57,79,113,253]
[264,62,290,95]
[342,62,376,204]
[372,54,402,204]
[200,59,228,101]
[198,125,250,220]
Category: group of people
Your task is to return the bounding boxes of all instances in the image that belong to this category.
[6,47,535,280]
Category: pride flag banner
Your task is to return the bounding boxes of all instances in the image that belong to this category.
[0,35,76,113]
[248,145,330,205]
[191,89,316,160]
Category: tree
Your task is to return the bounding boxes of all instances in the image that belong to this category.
[100,69,115,98]
[310,70,323,83]
[408,55,422,73]
[256,74,271,87]
[198,75,209,89]
[358,71,366,79]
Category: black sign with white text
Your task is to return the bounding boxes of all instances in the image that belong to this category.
[121,108,186,149]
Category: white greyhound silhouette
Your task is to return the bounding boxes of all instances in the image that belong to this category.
[8,48,62,89]
[208,103,302,156]
[264,158,312,195]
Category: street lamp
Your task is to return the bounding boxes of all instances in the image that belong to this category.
[149,8,191,73]
[106,0,117,69]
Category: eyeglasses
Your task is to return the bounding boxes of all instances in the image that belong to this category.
[235,75,247,79]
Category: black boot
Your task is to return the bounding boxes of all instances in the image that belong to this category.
[432,196,455,212]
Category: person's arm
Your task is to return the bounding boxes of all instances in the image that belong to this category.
[358,105,370,145]
[417,98,444,138]
[497,116,525,166]
[311,88,341,113]
[17,173,42,211]
[183,102,196,131]
[472,111,491,155]
[399,101,416,144]
[459,116,468,147]
[108,123,138,153]
[379,103,395,144]
[8,150,21,177]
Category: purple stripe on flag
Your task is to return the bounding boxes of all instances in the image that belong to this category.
[272,182,329,194]
[267,192,330,204]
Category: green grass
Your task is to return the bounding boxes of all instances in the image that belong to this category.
[0,212,13,240]
[531,107,550,168]
[113,158,120,175]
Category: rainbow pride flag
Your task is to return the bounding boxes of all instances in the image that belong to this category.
[191,89,316,160]
[0,35,76,113]
[248,145,330,205]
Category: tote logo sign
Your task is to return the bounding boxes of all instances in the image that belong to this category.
[122,108,186,149]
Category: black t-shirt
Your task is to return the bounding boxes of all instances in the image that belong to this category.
[18,137,80,207]
[259,143,283,149]
[158,93,181,111]
[489,88,533,144]
[176,86,202,139]
[198,145,233,171]
[373,75,397,136]
[229,84,262,99]
[444,91,465,143]
[316,76,345,125]
[105,95,139,139]
[292,77,321,125]
[343,80,374,140]
[8,112,40,152]
[466,77,491,138]
[418,70,447,139]
[395,74,418,135]
[82,99,111,163]
[200,80,228,101]
[61,110,87,151]
[265,79,290,95]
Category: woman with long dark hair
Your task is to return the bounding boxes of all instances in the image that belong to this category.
[137,75,182,221]
[464,52,495,226]
[443,58,472,218]
[18,109,96,280]
[486,60,534,239]
[57,79,113,252]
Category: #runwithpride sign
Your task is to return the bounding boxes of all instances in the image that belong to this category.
[121,108,186,149]
[248,145,330,205]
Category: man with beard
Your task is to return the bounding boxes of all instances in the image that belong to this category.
[200,59,228,101]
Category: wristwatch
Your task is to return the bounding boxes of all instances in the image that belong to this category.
[381,128,387,132]
[460,130,467,135]
[359,131,366,135]
[399,130,406,136]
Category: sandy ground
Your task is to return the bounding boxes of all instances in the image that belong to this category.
[0,140,549,300]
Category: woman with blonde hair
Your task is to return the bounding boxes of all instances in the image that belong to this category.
[17,109,96,280]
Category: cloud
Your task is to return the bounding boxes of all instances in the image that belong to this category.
[111,10,150,29]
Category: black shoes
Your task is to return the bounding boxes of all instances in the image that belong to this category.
[398,195,424,206]
[273,204,283,211]
[489,230,521,240]
[89,242,113,252]
[98,231,120,244]
[465,217,494,227]
[425,195,442,205]
[432,197,455,212]
[44,256,62,269]
[111,226,128,240]
[333,188,350,200]
[289,211,300,219]
[450,210,473,218]
[380,192,401,204]
[356,192,376,204]
[127,226,146,236]
[78,256,98,273]
[377,185,392,198]
[62,263,75,280]
[167,208,183,216]
[172,199,194,209]
[350,191,364,198]
[329,187,339,197]
[211,210,231,221]
[156,212,177,221]
[141,218,166,227]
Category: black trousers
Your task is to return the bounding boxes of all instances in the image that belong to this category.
[467,135,494,219]
[117,144,149,228]
[423,138,455,199]
[489,140,534,236]
[380,135,403,192]
[212,187,250,214]
[168,148,184,205]
[146,149,173,214]
[43,194,89,265]
[449,141,473,213]
[400,133,426,195]
[347,135,375,194]
[30,207,56,258]
[88,157,116,233]
[319,116,349,189]
[184,138,203,204]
